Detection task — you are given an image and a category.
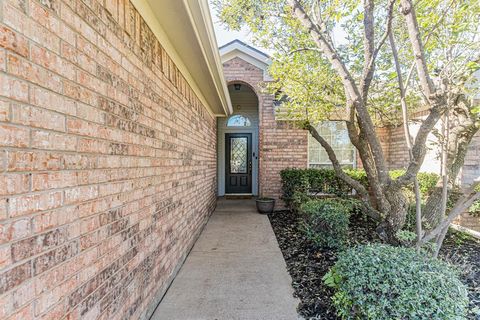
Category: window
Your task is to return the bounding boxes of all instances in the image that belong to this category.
[227,115,251,127]
[308,121,355,168]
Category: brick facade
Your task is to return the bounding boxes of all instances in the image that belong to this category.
[462,131,480,186]
[458,132,480,231]
[222,57,308,206]
[381,126,410,170]
[0,1,217,319]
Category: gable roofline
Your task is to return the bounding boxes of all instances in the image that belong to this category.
[219,39,271,59]
[219,39,272,81]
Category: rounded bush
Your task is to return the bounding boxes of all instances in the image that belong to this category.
[324,244,469,319]
[300,199,353,249]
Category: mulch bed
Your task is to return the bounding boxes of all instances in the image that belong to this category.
[268,209,480,320]
[441,231,480,319]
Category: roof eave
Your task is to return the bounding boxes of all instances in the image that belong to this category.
[133,0,232,117]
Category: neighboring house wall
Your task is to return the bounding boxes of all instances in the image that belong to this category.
[461,131,480,186]
[222,57,308,205]
[378,122,480,232]
[449,130,480,232]
[382,125,410,170]
[0,1,217,320]
[379,122,480,180]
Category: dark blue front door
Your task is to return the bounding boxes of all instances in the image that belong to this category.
[225,133,252,193]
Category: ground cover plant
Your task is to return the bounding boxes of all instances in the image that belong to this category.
[324,244,469,319]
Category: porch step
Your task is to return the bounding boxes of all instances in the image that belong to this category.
[216,197,257,213]
[225,193,253,200]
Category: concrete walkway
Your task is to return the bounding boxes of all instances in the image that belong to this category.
[151,198,300,320]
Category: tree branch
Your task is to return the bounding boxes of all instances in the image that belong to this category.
[395,0,448,186]
[288,0,390,184]
[419,178,480,245]
[403,0,457,92]
[287,0,359,100]
[400,0,436,96]
[308,125,367,196]
[287,47,322,55]
[389,30,423,244]
[395,104,446,186]
[361,0,375,100]
[361,0,396,100]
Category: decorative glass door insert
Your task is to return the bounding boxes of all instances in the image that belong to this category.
[230,137,248,173]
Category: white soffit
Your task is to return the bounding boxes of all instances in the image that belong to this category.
[132,0,232,116]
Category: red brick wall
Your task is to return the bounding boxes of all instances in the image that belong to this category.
[260,114,308,205]
[0,1,217,319]
[461,131,480,186]
[380,125,410,170]
[222,57,308,206]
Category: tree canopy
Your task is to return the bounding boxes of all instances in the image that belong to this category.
[214,0,480,125]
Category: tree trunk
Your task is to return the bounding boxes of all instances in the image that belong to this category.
[423,95,478,228]
[376,184,409,242]
[423,188,444,228]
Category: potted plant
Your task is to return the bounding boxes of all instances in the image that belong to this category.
[256,196,275,214]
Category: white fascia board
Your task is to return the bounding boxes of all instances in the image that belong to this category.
[184,0,233,115]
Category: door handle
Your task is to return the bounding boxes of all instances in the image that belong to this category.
[249,160,252,172]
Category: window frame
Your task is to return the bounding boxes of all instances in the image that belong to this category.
[226,114,252,127]
[307,121,357,168]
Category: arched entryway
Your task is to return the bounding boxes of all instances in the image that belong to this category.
[217,82,259,195]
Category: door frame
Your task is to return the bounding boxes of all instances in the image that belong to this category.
[217,129,258,196]
[225,133,253,194]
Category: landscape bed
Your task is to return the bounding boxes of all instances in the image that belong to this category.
[269,209,480,319]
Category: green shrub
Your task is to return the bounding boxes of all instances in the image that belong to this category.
[344,168,368,188]
[417,172,441,197]
[299,199,353,249]
[281,168,441,215]
[306,168,352,196]
[469,199,480,217]
[291,190,311,211]
[389,169,440,199]
[280,168,310,208]
[280,168,368,208]
[324,244,469,320]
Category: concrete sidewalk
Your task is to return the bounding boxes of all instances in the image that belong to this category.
[151,198,300,320]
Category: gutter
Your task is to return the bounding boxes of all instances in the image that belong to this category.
[183,0,233,116]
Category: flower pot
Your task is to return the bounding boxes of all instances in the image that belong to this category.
[256,198,275,214]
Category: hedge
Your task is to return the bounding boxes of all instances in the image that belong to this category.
[279,168,367,208]
[280,168,440,209]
